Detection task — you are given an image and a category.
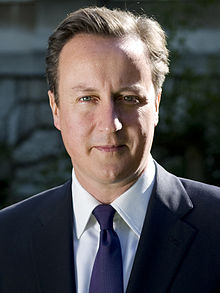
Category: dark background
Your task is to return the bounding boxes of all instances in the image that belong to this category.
[0,0,219,208]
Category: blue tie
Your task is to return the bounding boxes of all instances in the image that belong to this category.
[89,204,124,293]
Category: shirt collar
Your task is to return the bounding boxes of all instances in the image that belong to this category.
[72,171,100,239]
[72,156,156,239]
[111,156,155,237]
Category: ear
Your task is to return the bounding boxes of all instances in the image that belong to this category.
[154,91,161,127]
[48,90,61,131]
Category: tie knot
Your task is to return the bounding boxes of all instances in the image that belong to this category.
[92,204,115,230]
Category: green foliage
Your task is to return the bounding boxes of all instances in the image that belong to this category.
[146,0,220,185]
[153,68,220,185]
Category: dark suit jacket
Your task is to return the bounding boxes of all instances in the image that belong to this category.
[0,163,220,293]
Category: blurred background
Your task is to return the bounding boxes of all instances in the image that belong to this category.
[0,0,219,208]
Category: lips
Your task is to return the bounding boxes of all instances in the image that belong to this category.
[94,145,125,152]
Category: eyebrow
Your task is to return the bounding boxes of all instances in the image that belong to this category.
[118,85,145,94]
[71,85,97,92]
[71,84,145,94]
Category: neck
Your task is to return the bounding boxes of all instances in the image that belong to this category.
[73,170,143,204]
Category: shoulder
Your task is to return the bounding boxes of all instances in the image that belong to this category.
[155,162,220,253]
[155,161,220,202]
[160,163,220,228]
[154,161,220,222]
[180,177,220,205]
[180,175,220,193]
[179,177,220,223]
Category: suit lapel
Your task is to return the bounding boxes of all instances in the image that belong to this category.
[127,163,197,293]
[31,181,76,293]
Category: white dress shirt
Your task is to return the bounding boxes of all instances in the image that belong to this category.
[72,156,156,293]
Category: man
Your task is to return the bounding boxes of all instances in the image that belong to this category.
[0,6,220,293]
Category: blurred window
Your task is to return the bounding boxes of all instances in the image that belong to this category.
[0,1,36,31]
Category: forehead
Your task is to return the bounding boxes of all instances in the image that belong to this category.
[58,34,152,92]
[59,33,148,65]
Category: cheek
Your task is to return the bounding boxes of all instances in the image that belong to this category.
[127,107,155,133]
[59,110,93,146]
[139,105,156,127]
[127,109,156,152]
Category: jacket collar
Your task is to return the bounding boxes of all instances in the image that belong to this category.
[127,162,196,293]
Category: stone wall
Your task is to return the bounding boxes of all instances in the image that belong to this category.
[0,60,71,206]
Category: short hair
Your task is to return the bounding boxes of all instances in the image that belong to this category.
[46,6,169,105]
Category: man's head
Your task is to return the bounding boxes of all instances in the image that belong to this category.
[47,7,169,202]
[46,6,169,105]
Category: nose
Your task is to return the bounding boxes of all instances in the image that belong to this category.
[98,101,122,133]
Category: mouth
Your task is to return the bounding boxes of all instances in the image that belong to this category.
[94,145,126,152]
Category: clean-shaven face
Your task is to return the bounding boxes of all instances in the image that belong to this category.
[49,34,160,196]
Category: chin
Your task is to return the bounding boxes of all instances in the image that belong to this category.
[95,165,133,184]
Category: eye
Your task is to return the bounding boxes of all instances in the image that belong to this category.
[123,95,140,104]
[78,96,99,103]
[79,96,93,102]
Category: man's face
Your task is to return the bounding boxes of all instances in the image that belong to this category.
[49,34,160,194]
